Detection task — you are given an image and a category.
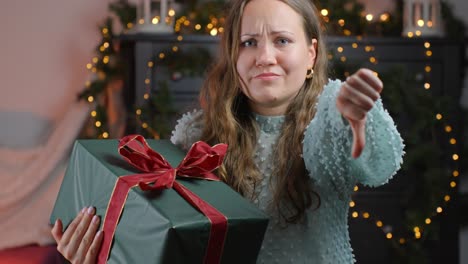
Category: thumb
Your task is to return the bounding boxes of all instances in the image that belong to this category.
[51,219,64,242]
[349,119,366,159]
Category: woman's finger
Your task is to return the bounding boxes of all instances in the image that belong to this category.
[340,82,375,112]
[350,119,366,159]
[65,207,97,258]
[84,230,104,264]
[337,97,368,121]
[58,207,86,247]
[51,219,64,243]
[354,68,383,94]
[75,215,101,261]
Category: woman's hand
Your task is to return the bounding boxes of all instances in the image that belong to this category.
[336,68,383,158]
[51,207,104,264]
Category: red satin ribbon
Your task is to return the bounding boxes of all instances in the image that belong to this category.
[97,135,229,264]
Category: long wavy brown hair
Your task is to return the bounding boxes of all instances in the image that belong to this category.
[199,0,329,224]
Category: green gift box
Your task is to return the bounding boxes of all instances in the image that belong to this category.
[50,137,268,264]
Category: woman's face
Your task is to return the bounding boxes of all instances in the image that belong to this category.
[236,0,317,116]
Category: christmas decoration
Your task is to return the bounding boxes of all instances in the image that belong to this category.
[402,0,444,37]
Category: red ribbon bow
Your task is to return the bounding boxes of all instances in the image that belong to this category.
[98,135,229,264]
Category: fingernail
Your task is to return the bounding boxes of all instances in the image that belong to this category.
[81,207,87,214]
[87,206,95,214]
[92,215,100,223]
[96,230,103,238]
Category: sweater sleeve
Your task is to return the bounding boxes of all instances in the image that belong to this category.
[302,80,405,194]
[170,109,204,151]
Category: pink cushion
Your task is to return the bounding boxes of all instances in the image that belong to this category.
[0,245,64,264]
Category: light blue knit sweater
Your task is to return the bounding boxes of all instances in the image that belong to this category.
[170,79,405,264]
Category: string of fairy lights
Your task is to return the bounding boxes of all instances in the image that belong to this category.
[81,5,461,248]
[344,38,461,244]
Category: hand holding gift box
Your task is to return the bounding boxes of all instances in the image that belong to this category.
[51,135,268,264]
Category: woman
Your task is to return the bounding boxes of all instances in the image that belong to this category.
[52,0,404,263]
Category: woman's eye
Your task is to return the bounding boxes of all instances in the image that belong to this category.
[276,38,290,45]
[241,39,256,47]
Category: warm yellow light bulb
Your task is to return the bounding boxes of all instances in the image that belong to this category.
[145,78,150,85]
[143,93,150,100]
[415,232,421,239]
[177,35,183,41]
[425,218,431,224]
[195,24,202,30]
[172,46,179,52]
[445,126,452,133]
[352,212,358,218]
[380,13,389,22]
[386,233,392,239]
[417,19,425,27]
[436,207,443,213]
[340,56,347,62]
[168,9,175,17]
[91,111,97,117]
[363,212,370,219]
[95,121,102,127]
[136,109,142,115]
[436,114,442,120]
[338,19,345,27]
[102,132,109,139]
[366,14,374,21]
[148,61,154,68]
[450,181,457,188]
[87,96,94,103]
[424,42,431,48]
[449,138,457,145]
[376,221,383,227]
[337,47,344,53]
[321,9,329,16]
[399,238,406,244]
[407,32,414,38]
[453,170,459,177]
[352,43,358,48]
[452,154,459,161]
[210,28,218,36]
[425,66,431,72]
[354,185,359,192]
[426,50,432,57]
[444,195,451,202]
[142,123,148,129]
[424,83,431,89]
[349,201,355,207]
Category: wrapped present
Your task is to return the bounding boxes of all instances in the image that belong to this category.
[50,135,268,264]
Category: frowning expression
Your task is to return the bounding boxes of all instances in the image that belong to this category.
[236,0,317,116]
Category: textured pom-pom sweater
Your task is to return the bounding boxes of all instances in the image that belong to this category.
[170,80,405,264]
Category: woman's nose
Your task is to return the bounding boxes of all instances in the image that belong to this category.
[255,42,277,67]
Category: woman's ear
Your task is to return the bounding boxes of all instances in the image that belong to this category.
[308,38,318,68]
